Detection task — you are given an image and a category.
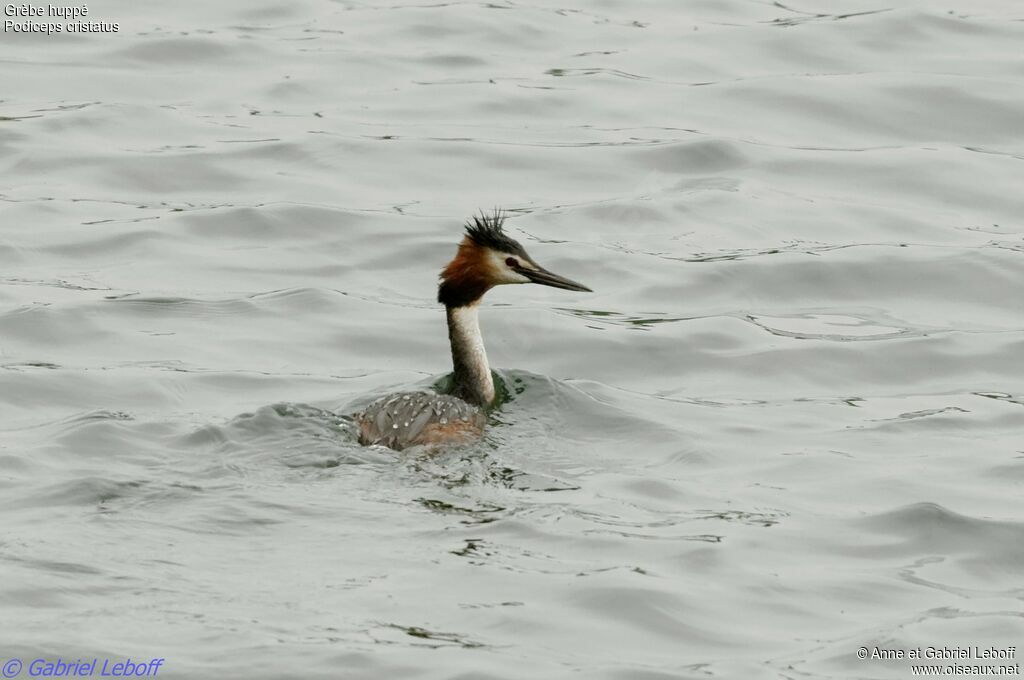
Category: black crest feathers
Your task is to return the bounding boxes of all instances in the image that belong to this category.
[464,210,526,257]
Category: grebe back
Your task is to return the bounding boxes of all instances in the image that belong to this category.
[355,211,590,451]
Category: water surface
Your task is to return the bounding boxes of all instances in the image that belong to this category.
[2,1,1023,678]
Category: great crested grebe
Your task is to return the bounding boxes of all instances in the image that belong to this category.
[354,211,591,451]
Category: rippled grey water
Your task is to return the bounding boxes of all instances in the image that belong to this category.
[3,1,1024,678]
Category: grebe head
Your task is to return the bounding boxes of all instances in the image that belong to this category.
[438,211,591,307]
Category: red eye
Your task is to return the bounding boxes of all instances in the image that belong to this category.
[505,257,519,268]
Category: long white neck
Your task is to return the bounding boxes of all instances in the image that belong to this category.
[446,303,494,407]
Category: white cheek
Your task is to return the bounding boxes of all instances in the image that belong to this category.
[502,269,531,284]
[487,252,531,285]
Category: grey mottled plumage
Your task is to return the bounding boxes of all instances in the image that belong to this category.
[357,391,485,451]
